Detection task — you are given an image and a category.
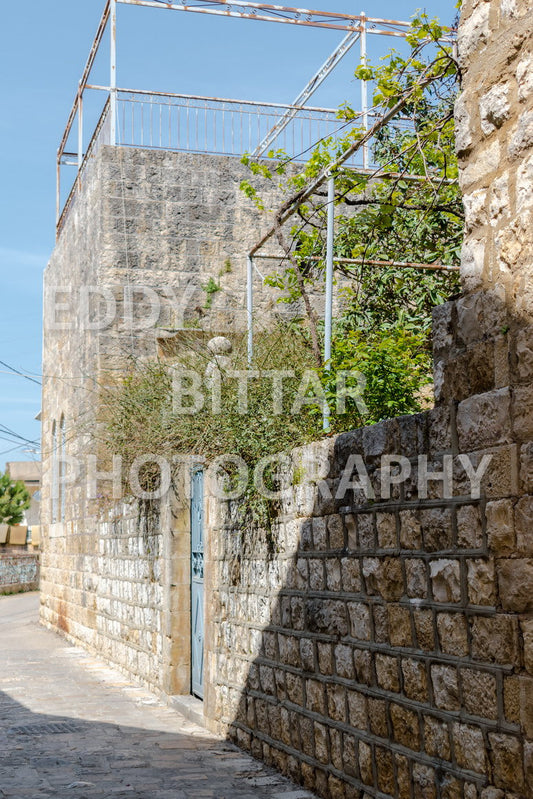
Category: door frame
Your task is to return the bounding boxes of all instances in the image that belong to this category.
[190,465,205,700]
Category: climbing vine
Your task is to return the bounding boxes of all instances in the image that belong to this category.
[101,14,462,543]
[241,13,461,368]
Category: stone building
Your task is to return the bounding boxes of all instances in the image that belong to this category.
[40,1,532,797]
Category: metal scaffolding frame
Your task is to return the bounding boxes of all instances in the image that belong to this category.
[56,0,452,233]
[252,28,362,158]
[244,60,459,429]
[55,0,457,433]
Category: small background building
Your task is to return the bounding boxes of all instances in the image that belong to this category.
[5,461,41,528]
[0,461,41,593]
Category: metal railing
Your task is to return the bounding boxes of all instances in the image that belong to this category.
[115,90,356,158]
[55,1,454,237]
[57,98,111,236]
[57,88,389,234]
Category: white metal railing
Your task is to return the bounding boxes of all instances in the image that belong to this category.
[57,98,112,235]
[57,88,393,234]
[116,90,359,159]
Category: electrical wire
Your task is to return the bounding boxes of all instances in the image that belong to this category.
[0,359,41,386]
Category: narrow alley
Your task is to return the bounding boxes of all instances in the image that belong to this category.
[0,593,316,799]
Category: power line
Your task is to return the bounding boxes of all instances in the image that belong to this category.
[0,435,39,450]
[0,424,40,447]
[0,444,27,457]
[0,359,42,386]
[0,422,38,442]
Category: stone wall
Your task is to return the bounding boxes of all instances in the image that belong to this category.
[39,0,533,795]
[206,410,530,797]
[41,146,286,527]
[40,147,285,691]
[0,554,39,595]
[200,1,533,795]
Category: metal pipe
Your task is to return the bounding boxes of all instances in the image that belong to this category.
[86,85,340,113]
[117,1,423,34]
[248,69,447,257]
[110,0,117,145]
[253,29,360,157]
[247,256,254,366]
[322,174,334,432]
[57,1,111,159]
[360,11,368,170]
[57,98,111,237]
[251,254,460,271]
[77,83,84,174]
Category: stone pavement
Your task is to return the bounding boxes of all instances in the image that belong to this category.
[0,593,316,799]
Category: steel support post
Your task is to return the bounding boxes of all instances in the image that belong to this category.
[247,255,254,366]
[360,11,369,169]
[77,83,84,175]
[323,174,335,432]
[110,0,117,145]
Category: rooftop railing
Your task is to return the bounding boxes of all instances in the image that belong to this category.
[56,87,390,235]
[55,2,453,237]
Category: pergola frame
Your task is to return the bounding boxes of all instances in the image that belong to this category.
[56,0,454,229]
[56,0,457,431]
[244,56,459,429]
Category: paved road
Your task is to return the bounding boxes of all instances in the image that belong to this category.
[0,593,314,799]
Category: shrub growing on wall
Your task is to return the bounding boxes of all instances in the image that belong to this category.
[101,14,461,533]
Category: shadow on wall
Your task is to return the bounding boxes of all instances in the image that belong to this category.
[221,291,532,799]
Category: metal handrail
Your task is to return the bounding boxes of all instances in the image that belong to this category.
[57,98,111,237]
[57,89,383,234]
[89,85,341,114]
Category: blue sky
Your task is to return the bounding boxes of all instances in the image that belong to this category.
[0,0,454,468]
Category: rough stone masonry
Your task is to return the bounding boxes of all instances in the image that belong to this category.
[39,149,288,694]
[197,1,533,795]
[0,553,39,595]
[39,0,533,798]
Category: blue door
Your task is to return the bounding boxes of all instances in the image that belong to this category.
[190,467,204,699]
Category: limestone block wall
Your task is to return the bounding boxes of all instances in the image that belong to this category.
[206,403,531,798]
[202,1,533,796]
[40,147,283,690]
[456,0,532,311]
[0,554,40,595]
[41,146,285,527]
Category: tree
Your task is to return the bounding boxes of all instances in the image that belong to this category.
[0,472,31,526]
[101,14,463,530]
[241,14,461,420]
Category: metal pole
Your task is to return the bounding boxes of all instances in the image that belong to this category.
[56,155,61,229]
[247,255,254,366]
[77,82,84,174]
[323,173,334,432]
[253,29,360,157]
[110,0,117,145]
[360,11,368,169]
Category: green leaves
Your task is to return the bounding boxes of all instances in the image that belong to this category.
[0,473,31,526]
[102,14,463,537]
[325,328,433,426]
[201,277,221,309]
[235,13,461,434]
[239,179,265,210]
